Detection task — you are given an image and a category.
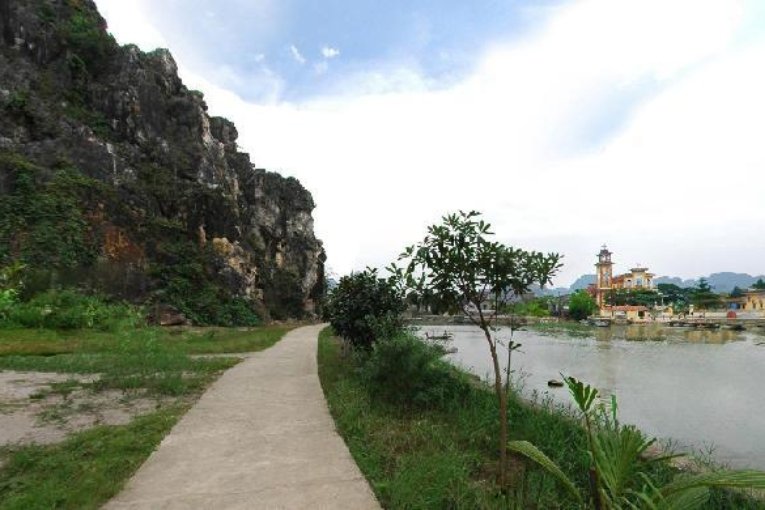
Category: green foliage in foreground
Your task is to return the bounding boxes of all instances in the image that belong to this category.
[510,377,765,509]
[0,408,183,510]
[318,327,592,508]
[323,268,406,350]
[318,328,764,509]
[361,333,474,410]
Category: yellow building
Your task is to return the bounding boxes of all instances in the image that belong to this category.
[601,305,650,322]
[594,245,655,310]
[741,289,765,314]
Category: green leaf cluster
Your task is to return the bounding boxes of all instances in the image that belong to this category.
[0,289,141,330]
[391,211,562,314]
[59,0,117,77]
[323,268,406,349]
[569,290,598,321]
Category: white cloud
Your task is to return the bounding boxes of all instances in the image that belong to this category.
[96,0,168,51]
[321,46,340,59]
[97,0,765,285]
[314,61,329,75]
[289,44,306,64]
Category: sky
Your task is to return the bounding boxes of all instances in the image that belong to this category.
[94,0,765,287]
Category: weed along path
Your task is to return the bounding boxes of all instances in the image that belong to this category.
[105,324,379,509]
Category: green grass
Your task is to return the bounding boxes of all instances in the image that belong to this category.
[0,323,295,508]
[0,325,295,396]
[0,407,184,510]
[317,327,764,509]
[0,325,292,356]
[318,327,591,509]
[161,325,293,354]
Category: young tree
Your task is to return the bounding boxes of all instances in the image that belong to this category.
[752,278,765,290]
[691,278,722,311]
[390,211,562,488]
[569,290,598,320]
[657,283,690,310]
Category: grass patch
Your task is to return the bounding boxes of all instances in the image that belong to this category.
[0,325,293,357]
[318,327,589,508]
[162,325,293,354]
[317,327,764,509]
[0,407,184,510]
[0,323,295,507]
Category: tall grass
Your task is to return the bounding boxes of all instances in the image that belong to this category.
[0,290,140,331]
[318,327,764,509]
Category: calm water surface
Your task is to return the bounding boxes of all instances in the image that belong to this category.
[423,324,765,469]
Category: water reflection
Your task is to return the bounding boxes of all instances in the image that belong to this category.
[549,324,749,343]
[422,323,765,470]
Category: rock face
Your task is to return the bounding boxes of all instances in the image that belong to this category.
[0,0,324,322]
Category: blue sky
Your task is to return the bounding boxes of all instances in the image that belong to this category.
[97,0,765,285]
[133,0,554,101]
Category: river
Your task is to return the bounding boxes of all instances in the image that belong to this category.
[421,323,765,469]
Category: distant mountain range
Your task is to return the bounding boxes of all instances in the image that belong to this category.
[539,272,765,296]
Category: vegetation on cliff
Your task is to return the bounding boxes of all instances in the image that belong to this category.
[0,0,324,324]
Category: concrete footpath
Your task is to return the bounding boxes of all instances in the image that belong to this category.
[105,324,380,510]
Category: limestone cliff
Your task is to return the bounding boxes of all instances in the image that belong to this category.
[0,0,325,322]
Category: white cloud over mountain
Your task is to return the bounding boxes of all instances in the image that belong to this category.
[96,0,765,285]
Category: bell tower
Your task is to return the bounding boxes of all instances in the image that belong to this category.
[595,245,613,308]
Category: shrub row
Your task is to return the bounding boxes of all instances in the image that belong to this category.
[0,289,141,331]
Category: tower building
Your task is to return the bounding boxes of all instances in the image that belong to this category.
[595,245,613,308]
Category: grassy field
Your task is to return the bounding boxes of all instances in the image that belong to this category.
[0,324,295,509]
[317,327,764,509]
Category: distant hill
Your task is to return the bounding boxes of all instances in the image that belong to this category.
[653,276,698,288]
[570,274,596,291]
[553,272,765,295]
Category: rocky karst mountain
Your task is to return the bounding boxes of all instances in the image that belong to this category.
[0,0,324,322]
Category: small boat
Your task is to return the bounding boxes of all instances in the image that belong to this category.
[425,331,453,341]
[587,318,611,327]
[444,346,458,354]
[547,379,564,388]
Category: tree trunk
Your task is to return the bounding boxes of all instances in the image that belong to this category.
[483,325,508,489]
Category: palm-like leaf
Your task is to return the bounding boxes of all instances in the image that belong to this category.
[507,440,583,504]
[592,424,654,501]
[658,469,765,501]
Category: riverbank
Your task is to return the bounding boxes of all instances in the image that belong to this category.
[318,327,764,509]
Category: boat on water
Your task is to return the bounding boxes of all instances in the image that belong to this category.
[587,317,612,327]
[425,331,454,341]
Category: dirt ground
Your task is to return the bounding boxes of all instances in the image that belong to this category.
[0,371,171,448]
